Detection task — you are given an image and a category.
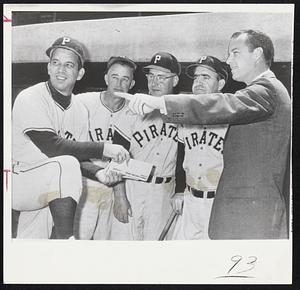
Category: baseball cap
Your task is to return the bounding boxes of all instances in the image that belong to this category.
[46,36,85,67]
[106,56,137,72]
[143,52,181,75]
[186,56,229,82]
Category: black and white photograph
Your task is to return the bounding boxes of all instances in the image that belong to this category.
[3,3,293,284]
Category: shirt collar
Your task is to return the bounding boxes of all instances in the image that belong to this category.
[251,69,272,83]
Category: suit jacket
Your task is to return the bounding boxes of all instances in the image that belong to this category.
[163,70,291,239]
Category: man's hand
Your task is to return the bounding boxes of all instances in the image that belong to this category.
[114,92,165,115]
[170,192,184,215]
[95,167,123,187]
[113,194,132,223]
[103,143,130,163]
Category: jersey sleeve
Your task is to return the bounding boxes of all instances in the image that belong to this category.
[13,84,56,134]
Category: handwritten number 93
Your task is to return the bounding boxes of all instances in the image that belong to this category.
[227,255,257,275]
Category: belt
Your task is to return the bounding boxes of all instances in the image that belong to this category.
[187,185,215,199]
[147,176,173,184]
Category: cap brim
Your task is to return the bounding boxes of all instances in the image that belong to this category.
[143,65,172,73]
[185,63,218,79]
[46,46,84,66]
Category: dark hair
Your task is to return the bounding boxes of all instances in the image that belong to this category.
[231,29,274,67]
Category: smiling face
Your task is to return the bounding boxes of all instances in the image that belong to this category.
[147,68,178,97]
[105,63,135,95]
[47,48,85,96]
[226,33,257,84]
[192,66,224,94]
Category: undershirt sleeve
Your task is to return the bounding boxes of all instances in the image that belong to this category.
[80,161,103,181]
[113,130,130,151]
[26,130,104,161]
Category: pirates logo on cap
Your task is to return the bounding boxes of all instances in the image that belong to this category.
[198,56,207,63]
[154,54,162,64]
[143,52,181,75]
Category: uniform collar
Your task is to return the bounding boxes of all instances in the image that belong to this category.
[47,81,72,110]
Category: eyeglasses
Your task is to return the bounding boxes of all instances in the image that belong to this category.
[146,73,175,82]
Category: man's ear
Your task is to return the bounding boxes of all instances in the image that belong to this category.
[172,75,179,87]
[77,68,85,81]
[47,62,51,76]
[218,79,226,91]
[104,73,108,86]
[253,47,263,62]
[129,79,135,90]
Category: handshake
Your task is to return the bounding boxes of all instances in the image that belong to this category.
[114,92,166,115]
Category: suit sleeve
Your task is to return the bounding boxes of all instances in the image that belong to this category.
[163,79,277,125]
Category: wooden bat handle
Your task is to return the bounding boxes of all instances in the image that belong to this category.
[158,210,178,241]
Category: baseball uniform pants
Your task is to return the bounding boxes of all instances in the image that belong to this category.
[12,155,82,239]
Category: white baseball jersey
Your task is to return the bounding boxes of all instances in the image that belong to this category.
[12,82,87,239]
[13,82,89,165]
[115,109,179,176]
[178,124,228,191]
[111,108,178,240]
[75,91,129,240]
[76,91,128,166]
[172,123,228,240]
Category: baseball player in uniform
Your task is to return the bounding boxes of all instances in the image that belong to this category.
[111,52,183,240]
[75,56,137,240]
[12,37,129,239]
[171,56,230,239]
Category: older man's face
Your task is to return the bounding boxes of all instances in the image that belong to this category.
[105,63,135,95]
[192,66,221,94]
[146,68,176,97]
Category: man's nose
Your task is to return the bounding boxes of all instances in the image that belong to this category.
[116,78,122,87]
[194,76,204,83]
[57,63,66,72]
[226,54,232,65]
[151,76,160,85]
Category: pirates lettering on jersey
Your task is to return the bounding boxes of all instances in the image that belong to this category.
[89,127,114,142]
[58,130,76,141]
[184,129,224,153]
[133,123,178,148]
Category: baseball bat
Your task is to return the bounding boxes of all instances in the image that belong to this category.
[158,210,178,241]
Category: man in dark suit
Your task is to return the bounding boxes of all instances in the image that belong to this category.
[116,29,291,239]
